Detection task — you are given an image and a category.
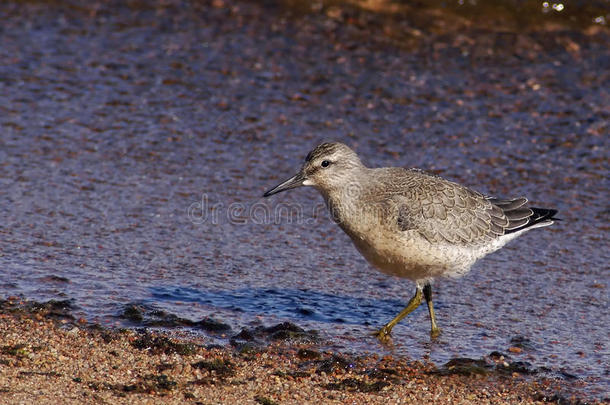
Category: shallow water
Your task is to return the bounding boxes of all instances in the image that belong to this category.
[0,0,608,400]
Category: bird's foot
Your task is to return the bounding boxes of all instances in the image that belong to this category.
[372,325,393,344]
[430,326,441,339]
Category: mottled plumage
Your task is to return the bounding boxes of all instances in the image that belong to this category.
[263,142,557,339]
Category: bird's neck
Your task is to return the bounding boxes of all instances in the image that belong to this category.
[318,168,372,229]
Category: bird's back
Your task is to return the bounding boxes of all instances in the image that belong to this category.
[367,167,555,244]
[331,166,556,280]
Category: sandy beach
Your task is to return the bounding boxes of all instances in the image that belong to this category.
[0,298,598,404]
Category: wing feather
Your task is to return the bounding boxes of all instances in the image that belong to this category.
[384,169,556,245]
[388,169,496,245]
[375,168,556,245]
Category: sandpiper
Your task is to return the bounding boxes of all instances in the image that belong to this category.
[263,142,557,339]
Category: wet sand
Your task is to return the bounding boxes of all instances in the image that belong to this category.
[0,298,594,405]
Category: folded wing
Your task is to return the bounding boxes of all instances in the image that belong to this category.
[390,169,556,245]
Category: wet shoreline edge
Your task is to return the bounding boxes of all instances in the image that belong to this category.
[0,297,602,404]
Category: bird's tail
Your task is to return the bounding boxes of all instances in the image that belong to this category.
[505,207,558,234]
[488,197,558,234]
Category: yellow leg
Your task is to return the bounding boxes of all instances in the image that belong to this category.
[423,283,441,338]
[375,286,423,341]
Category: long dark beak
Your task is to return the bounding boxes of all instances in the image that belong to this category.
[263,171,306,197]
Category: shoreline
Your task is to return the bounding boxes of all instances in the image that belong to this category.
[0,298,601,404]
[0,1,607,404]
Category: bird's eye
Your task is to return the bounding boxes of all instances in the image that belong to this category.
[321,160,331,168]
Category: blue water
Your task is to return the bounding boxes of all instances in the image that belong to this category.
[0,0,608,400]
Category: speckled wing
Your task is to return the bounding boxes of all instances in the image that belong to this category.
[387,169,519,245]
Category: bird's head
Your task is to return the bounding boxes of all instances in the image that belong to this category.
[263,142,364,197]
